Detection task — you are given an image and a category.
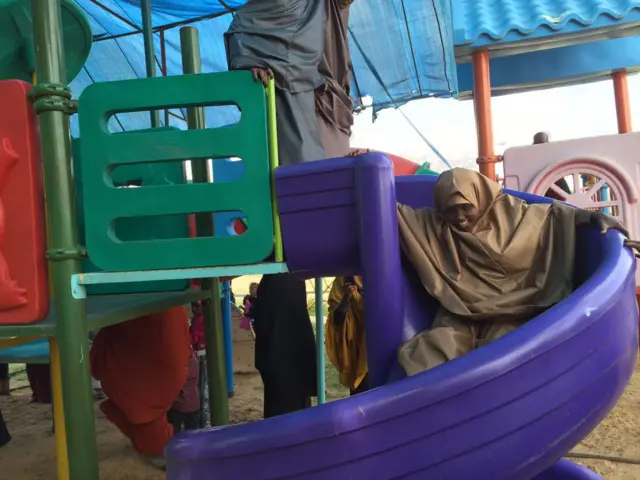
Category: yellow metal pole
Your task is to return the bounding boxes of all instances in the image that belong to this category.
[49,337,69,480]
[33,70,69,480]
[266,79,283,262]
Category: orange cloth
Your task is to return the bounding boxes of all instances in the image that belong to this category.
[91,306,191,456]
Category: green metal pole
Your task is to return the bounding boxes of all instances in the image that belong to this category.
[141,0,160,127]
[30,0,99,478]
[179,26,229,426]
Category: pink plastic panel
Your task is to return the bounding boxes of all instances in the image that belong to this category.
[503,132,640,285]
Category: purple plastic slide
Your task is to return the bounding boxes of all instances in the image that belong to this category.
[166,154,638,479]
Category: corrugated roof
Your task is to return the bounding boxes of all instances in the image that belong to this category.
[455,36,640,98]
[453,0,640,49]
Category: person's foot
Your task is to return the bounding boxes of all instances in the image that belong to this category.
[0,380,10,396]
[92,388,106,400]
[149,456,166,470]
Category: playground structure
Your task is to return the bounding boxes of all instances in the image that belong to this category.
[0,1,636,480]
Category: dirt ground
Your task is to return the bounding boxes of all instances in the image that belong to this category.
[1,355,639,479]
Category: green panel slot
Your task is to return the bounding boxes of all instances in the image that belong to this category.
[77,70,274,271]
[73,129,190,294]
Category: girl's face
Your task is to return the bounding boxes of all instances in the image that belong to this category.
[443,203,479,232]
[250,284,258,297]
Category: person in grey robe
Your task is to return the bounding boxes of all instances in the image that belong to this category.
[225,0,326,166]
[316,0,355,158]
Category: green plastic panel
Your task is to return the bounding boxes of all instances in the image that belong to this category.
[78,70,274,272]
[73,130,190,294]
[0,0,91,82]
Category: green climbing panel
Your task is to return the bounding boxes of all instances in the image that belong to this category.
[77,70,274,272]
[73,131,190,294]
[0,0,91,82]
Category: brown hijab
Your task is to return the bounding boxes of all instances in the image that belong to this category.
[397,168,578,324]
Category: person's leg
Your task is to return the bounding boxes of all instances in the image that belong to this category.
[397,312,476,376]
[477,321,522,349]
[0,407,10,447]
[262,372,312,418]
[0,364,9,395]
[26,364,52,404]
[262,373,275,419]
[167,408,183,435]
[183,410,200,431]
[100,399,173,459]
[275,90,325,166]
[91,377,105,400]
[316,112,350,158]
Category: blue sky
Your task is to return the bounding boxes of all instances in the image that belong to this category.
[351,74,640,172]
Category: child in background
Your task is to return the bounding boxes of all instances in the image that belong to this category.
[168,347,200,434]
[189,302,205,351]
[241,282,258,331]
[188,301,209,428]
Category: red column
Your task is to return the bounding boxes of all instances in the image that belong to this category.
[613,71,632,134]
[472,50,497,181]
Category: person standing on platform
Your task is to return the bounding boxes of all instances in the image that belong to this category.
[316,0,355,158]
[90,306,192,469]
[252,274,317,418]
[225,0,326,167]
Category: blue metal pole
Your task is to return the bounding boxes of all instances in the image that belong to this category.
[315,277,326,404]
[221,281,234,396]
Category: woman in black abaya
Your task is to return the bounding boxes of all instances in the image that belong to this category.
[252,274,317,418]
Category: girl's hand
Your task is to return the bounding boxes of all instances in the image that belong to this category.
[591,211,628,236]
[250,67,273,86]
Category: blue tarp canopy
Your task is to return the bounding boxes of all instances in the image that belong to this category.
[69,0,457,135]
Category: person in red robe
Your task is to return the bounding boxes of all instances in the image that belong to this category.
[90,306,192,468]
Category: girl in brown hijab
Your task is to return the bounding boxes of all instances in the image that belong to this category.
[397,168,627,376]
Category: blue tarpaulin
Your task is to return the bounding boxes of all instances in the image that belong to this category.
[69,0,457,135]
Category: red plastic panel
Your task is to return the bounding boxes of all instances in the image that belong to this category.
[0,80,49,324]
[350,148,419,175]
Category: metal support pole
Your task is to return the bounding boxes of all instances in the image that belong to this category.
[221,281,234,396]
[50,338,69,480]
[141,0,160,127]
[179,26,229,425]
[613,71,632,134]
[30,0,98,478]
[159,29,170,126]
[472,50,497,181]
[315,277,326,404]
